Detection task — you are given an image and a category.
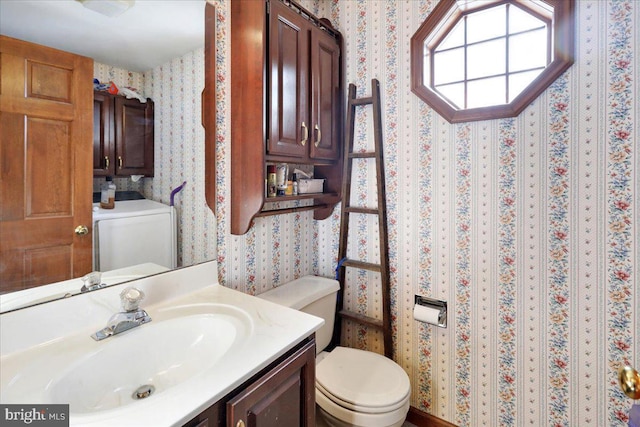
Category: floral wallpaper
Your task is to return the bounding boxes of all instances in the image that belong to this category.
[315,2,638,426]
[99,0,638,426]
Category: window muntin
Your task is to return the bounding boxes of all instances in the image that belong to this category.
[411,0,574,123]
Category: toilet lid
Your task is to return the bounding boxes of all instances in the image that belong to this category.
[316,347,410,413]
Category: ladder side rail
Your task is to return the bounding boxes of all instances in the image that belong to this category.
[370,79,393,358]
[332,83,358,350]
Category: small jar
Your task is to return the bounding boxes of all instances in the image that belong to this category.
[100,176,116,209]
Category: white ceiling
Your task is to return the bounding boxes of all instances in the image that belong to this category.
[0,0,206,72]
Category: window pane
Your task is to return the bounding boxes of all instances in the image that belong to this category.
[468,76,506,108]
[509,5,546,33]
[439,21,465,50]
[508,69,543,101]
[467,5,506,44]
[434,48,465,85]
[509,29,547,73]
[435,82,465,109]
[467,38,506,79]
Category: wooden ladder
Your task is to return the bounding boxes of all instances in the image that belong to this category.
[333,78,392,358]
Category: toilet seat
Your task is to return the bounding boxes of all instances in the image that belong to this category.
[316,346,410,414]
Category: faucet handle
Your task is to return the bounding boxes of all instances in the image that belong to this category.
[120,287,145,312]
[81,271,104,292]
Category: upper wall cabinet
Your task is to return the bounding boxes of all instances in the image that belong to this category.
[93,90,154,177]
[268,0,340,162]
[229,0,344,235]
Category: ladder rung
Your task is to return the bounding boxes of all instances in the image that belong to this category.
[339,310,383,329]
[348,152,376,159]
[344,206,379,215]
[340,259,382,272]
[350,96,373,106]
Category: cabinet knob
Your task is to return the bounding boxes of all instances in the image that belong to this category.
[74,225,89,236]
[104,156,110,168]
[301,122,308,146]
[118,156,123,169]
[236,420,245,427]
[314,124,321,147]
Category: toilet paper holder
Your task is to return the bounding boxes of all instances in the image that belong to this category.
[414,295,447,328]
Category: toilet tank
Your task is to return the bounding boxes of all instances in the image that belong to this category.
[257,276,340,354]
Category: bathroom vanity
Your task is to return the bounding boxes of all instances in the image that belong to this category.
[0,261,322,426]
[184,337,316,427]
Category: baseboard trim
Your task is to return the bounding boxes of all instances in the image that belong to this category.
[406,406,458,427]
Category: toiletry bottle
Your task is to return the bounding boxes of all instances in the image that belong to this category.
[292,174,298,195]
[100,176,116,209]
[276,164,288,196]
[267,165,277,198]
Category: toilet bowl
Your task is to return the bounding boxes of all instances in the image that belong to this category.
[257,276,410,427]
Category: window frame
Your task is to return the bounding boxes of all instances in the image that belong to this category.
[410,0,575,123]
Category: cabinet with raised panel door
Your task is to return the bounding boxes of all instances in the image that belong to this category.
[182,336,316,427]
[227,0,343,235]
[267,0,340,162]
[93,90,154,177]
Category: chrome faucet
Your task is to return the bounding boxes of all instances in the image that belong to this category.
[91,287,152,341]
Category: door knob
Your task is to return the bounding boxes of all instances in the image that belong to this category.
[75,225,89,236]
[619,365,640,399]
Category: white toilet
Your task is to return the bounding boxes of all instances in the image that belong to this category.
[258,276,410,427]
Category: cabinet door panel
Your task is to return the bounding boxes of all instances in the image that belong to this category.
[115,97,154,176]
[226,339,315,427]
[93,91,114,176]
[268,0,308,158]
[310,29,340,160]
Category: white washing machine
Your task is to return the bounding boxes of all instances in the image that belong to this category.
[92,199,177,272]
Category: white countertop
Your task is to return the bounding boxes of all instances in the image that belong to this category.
[0,261,323,426]
[0,263,170,313]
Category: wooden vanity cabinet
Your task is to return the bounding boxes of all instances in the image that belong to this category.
[183,336,316,427]
[227,0,343,235]
[93,90,154,177]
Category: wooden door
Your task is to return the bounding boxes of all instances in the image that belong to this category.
[115,96,154,176]
[0,36,93,293]
[267,0,309,159]
[309,28,340,160]
[92,91,115,176]
[226,339,316,427]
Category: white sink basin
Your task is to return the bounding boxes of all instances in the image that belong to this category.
[48,312,241,413]
[1,302,253,416]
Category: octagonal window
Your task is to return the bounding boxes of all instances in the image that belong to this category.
[411,0,574,123]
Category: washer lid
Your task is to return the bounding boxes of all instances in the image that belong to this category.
[316,347,410,412]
